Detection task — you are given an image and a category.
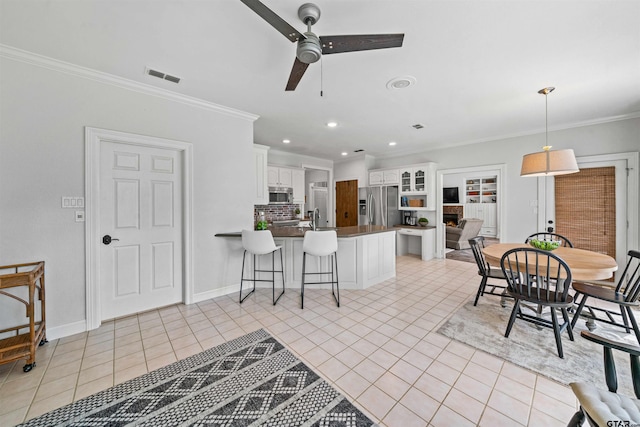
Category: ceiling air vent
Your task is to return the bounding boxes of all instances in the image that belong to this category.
[412,124,424,129]
[145,67,181,84]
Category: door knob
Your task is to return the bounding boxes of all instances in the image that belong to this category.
[102,235,120,245]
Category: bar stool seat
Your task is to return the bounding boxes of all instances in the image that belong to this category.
[301,230,339,309]
[240,230,284,305]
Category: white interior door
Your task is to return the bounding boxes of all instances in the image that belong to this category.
[99,141,183,320]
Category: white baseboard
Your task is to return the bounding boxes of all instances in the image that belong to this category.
[47,320,87,341]
[191,284,239,304]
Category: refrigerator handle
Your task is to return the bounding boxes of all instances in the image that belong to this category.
[368,192,374,224]
[381,187,387,226]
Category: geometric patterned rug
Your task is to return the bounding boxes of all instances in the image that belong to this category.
[19,329,375,426]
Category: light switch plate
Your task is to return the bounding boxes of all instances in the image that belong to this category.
[75,211,85,222]
[62,196,85,208]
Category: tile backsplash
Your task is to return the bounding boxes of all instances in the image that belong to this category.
[254,204,300,223]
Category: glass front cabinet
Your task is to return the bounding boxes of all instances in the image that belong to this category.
[400,166,428,193]
[398,163,436,211]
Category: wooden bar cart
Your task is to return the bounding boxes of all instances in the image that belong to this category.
[0,261,47,372]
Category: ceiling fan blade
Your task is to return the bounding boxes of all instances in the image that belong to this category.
[239,0,304,43]
[320,34,404,54]
[285,58,310,91]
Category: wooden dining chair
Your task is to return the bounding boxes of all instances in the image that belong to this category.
[525,232,573,248]
[468,236,509,307]
[568,330,640,426]
[571,250,640,343]
[501,247,575,358]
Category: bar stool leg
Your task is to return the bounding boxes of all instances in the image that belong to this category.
[332,253,340,307]
[239,250,256,303]
[272,249,285,305]
[301,252,306,309]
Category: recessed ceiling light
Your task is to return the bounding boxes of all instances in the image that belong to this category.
[327,122,338,128]
[386,76,416,90]
[389,141,397,146]
[341,152,348,156]
[282,139,290,144]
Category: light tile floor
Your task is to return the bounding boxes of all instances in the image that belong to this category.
[0,256,579,426]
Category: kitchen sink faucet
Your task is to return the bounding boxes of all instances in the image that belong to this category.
[311,208,320,231]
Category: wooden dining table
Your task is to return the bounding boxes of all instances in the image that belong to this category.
[483,243,618,281]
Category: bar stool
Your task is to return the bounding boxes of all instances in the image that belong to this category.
[240,230,284,305]
[301,230,339,309]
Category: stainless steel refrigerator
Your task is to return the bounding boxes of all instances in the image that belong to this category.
[358,186,401,226]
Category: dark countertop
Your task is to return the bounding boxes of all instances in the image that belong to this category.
[393,224,436,230]
[215,225,396,238]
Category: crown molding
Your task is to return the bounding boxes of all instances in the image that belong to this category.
[0,44,259,122]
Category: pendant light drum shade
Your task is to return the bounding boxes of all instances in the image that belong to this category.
[520,147,579,177]
[520,87,579,177]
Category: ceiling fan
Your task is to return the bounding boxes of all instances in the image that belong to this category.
[239,0,404,91]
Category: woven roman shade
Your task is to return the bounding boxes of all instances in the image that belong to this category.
[555,167,616,261]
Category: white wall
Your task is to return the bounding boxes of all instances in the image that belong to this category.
[267,149,333,170]
[334,154,374,187]
[0,55,256,336]
[376,118,640,243]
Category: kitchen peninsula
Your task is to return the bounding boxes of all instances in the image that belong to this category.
[215,225,396,290]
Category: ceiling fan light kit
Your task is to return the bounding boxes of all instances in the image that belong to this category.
[520,87,580,177]
[240,0,404,91]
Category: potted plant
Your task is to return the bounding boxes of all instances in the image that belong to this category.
[418,217,429,227]
[294,207,301,219]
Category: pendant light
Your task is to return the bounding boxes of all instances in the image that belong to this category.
[520,87,579,177]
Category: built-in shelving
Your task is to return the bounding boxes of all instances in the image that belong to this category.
[465,176,497,204]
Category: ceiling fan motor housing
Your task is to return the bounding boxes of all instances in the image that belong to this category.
[297,32,322,63]
[298,3,321,25]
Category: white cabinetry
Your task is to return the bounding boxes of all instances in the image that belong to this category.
[464,175,497,237]
[465,176,497,204]
[398,163,436,211]
[253,231,396,289]
[267,166,293,187]
[400,166,427,193]
[396,227,436,260]
[464,203,497,237]
[291,168,305,203]
[369,169,399,186]
[253,144,269,205]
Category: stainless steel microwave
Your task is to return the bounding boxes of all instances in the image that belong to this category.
[268,187,293,204]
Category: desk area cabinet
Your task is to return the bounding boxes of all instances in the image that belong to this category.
[396,226,436,260]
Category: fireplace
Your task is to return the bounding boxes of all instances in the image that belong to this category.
[443,205,464,227]
[443,214,459,227]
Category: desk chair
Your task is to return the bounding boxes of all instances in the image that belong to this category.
[501,247,575,358]
[240,230,285,305]
[301,230,339,309]
[469,236,509,307]
[571,250,640,343]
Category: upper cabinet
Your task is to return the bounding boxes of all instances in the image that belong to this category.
[291,168,305,203]
[253,145,270,205]
[268,165,305,204]
[398,163,436,211]
[369,169,399,186]
[267,166,293,187]
[400,166,428,193]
